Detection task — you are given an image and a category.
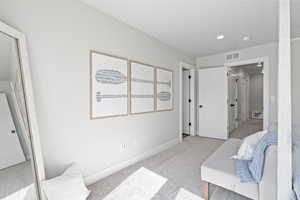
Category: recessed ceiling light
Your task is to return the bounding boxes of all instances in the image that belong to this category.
[216,35,225,40]
[243,36,250,41]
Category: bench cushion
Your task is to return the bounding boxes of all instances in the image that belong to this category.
[201,138,258,200]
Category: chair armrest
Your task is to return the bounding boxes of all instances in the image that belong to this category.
[259,145,277,200]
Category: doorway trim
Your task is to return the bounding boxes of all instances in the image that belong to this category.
[179,62,196,142]
[225,57,270,132]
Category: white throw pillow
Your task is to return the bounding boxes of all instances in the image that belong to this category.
[232,129,268,160]
[42,163,90,200]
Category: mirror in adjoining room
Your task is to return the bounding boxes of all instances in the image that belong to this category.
[0,30,41,199]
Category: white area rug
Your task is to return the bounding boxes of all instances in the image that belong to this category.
[103,167,167,200]
[175,188,203,200]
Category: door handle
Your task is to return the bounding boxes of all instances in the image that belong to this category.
[199,105,203,108]
[230,104,235,107]
[11,130,16,134]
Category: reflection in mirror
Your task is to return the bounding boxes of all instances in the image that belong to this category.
[0,32,37,199]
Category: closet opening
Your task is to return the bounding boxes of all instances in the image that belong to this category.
[179,63,195,142]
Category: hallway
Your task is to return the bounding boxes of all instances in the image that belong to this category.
[230,119,263,139]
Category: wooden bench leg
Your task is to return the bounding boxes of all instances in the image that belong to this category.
[203,181,209,200]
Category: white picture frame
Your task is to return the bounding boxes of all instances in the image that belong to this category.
[156,67,173,111]
[130,61,155,114]
[90,50,129,119]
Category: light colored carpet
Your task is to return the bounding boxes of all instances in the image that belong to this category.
[87,137,247,200]
[88,120,262,200]
[175,188,203,200]
[230,119,263,139]
[210,187,250,200]
[102,167,167,200]
[88,137,222,200]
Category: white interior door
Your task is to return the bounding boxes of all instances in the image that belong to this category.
[182,70,190,135]
[0,93,25,169]
[198,67,228,139]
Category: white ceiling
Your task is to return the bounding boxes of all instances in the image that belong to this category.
[80,0,300,57]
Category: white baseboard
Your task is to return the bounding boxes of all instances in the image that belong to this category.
[85,138,179,185]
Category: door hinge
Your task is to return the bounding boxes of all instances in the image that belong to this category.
[189,99,191,103]
[189,122,192,126]
[188,75,191,79]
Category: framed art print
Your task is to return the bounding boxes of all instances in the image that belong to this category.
[130,61,155,114]
[90,50,129,119]
[156,67,173,111]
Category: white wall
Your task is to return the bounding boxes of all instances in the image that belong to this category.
[249,73,263,116]
[291,39,300,198]
[292,39,300,135]
[0,33,12,81]
[197,43,278,130]
[0,81,10,92]
[0,0,194,182]
[0,32,18,82]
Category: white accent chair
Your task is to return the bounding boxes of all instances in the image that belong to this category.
[201,138,277,200]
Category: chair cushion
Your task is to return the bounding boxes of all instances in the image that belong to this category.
[201,138,258,200]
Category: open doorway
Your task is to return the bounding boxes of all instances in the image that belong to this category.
[228,62,264,138]
[179,62,195,142]
[182,68,191,138]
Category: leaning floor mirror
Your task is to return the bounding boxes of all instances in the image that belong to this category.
[0,21,45,199]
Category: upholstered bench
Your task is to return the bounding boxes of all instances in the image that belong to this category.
[201,138,277,200]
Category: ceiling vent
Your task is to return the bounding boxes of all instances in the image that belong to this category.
[225,52,240,62]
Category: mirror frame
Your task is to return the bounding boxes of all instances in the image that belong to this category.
[0,20,45,199]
